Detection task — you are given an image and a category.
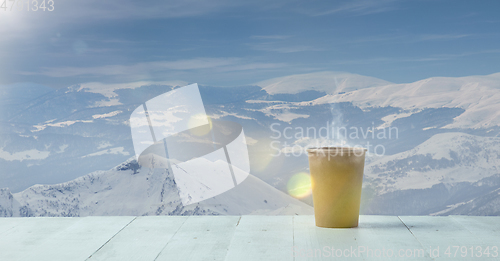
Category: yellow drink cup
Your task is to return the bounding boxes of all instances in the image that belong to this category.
[307,147,366,228]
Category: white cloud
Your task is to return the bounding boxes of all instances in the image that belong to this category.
[303,0,400,16]
[250,35,292,40]
[330,49,500,65]
[80,80,188,98]
[0,147,50,162]
[249,43,323,53]
[24,58,288,78]
[81,147,130,158]
[345,34,473,45]
[248,35,322,53]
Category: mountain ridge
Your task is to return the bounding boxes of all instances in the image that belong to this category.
[0,157,313,217]
[2,71,500,216]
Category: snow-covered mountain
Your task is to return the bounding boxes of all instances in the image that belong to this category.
[282,72,500,129]
[2,71,500,216]
[255,71,392,95]
[362,132,500,215]
[366,132,500,193]
[0,158,313,217]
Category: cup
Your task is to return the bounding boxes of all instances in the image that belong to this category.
[307,147,367,228]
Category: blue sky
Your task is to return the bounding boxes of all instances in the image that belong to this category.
[1,0,500,87]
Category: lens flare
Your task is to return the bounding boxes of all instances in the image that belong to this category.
[188,114,212,136]
[287,172,312,199]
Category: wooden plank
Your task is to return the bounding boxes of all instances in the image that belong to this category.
[1,215,498,261]
[399,216,498,261]
[87,216,188,261]
[293,215,360,261]
[0,217,28,235]
[356,215,432,260]
[224,216,293,261]
[450,216,500,250]
[0,217,83,261]
[450,215,500,233]
[293,215,432,260]
[155,215,240,261]
[11,216,135,261]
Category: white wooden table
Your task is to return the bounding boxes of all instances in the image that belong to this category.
[0,215,499,260]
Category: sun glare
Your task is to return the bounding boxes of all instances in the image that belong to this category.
[188,114,212,136]
[287,172,312,199]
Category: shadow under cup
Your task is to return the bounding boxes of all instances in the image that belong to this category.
[307,147,367,228]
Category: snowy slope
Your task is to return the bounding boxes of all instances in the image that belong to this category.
[327,73,500,129]
[1,158,313,217]
[361,132,500,215]
[365,132,500,193]
[430,183,500,216]
[0,83,185,192]
[3,72,500,216]
[257,72,500,129]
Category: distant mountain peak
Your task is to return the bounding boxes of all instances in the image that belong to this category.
[1,156,313,217]
[255,71,392,95]
[366,132,500,193]
[327,72,500,129]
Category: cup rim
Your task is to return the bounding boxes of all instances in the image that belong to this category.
[306,146,367,154]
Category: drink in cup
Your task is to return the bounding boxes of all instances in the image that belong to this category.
[307,147,366,228]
